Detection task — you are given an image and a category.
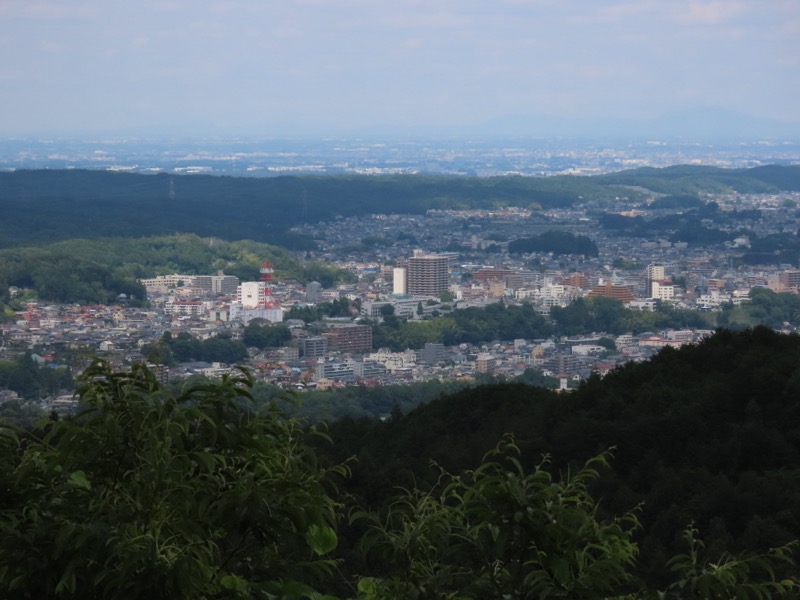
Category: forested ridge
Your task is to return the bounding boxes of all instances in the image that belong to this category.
[322,326,800,586]
[594,164,800,195]
[1,165,799,247]
[3,327,800,598]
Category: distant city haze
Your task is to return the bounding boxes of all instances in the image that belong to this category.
[2,137,798,176]
[1,1,798,138]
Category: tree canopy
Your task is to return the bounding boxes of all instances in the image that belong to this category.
[508,230,599,257]
[0,361,344,599]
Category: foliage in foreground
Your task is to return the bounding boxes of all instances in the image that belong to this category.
[0,360,797,599]
[0,361,344,599]
[355,444,640,599]
[355,441,797,600]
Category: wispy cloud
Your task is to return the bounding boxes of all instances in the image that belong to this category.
[569,0,751,26]
[0,1,96,19]
[674,1,750,25]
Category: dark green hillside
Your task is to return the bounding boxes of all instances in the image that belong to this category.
[0,170,616,248]
[595,164,800,195]
[324,326,800,582]
[749,164,800,191]
[3,165,799,249]
[323,383,561,505]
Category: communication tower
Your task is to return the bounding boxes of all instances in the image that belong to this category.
[259,260,278,308]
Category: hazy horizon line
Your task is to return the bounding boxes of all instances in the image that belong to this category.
[3,105,800,142]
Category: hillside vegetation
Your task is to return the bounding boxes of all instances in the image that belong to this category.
[594,164,800,195]
[3,329,800,598]
[323,326,800,586]
[0,234,354,306]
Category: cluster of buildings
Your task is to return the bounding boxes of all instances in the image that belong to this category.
[142,262,284,324]
[2,243,770,403]
[7,187,800,406]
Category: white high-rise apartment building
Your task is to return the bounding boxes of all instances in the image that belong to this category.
[237,282,264,309]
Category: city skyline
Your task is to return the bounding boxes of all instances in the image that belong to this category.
[1,1,798,138]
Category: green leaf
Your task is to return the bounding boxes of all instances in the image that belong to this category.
[220,573,250,594]
[357,577,382,597]
[54,571,76,595]
[306,524,338,556]
[68,470,91,490]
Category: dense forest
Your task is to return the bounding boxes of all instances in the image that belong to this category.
[2,328,800,598]
[321,326,800,588]
[1,165,799,248]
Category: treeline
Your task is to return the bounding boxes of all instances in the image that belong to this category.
[550,295,710,335]
[721,286,800,328]
[368,298,712,351]
[0,170,618,248]
[142,331,248,365]
[279,378,475,423]
[598,200,744,246]
[594,163,800,195]
[739,230,800,266]
[285,297,359,322]
[596,192,800,257]
[508,230,598,256]
[2,166,799,248]
[0,254,147,308]
[371,302,553,350]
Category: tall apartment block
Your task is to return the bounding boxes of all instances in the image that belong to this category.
[406,252,450,297]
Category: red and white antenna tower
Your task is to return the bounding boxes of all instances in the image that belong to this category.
[259,260,278,308]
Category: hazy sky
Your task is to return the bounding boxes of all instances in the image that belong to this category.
[1,0,798,136]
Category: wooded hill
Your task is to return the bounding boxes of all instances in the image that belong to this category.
[0,234,355,308]
[1,165,799,248]
[321,326,800,586]
[595,164,800,195]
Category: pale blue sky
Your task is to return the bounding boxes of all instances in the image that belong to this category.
[1,0,798,136]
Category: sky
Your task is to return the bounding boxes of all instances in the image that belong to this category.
[1,0,798,137]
